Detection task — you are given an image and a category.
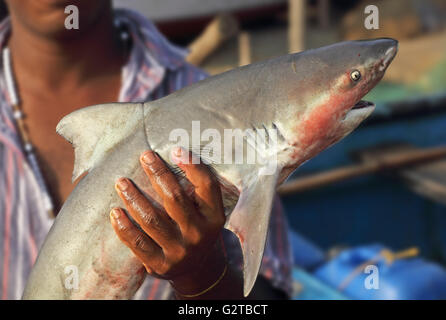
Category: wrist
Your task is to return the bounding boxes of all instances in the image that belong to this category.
[170,243,227,297]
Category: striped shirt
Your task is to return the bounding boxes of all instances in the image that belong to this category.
[0,8,293,300]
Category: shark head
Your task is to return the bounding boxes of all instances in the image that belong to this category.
[278,38,397,178]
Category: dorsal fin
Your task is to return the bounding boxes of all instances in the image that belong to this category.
[56,103,144,182]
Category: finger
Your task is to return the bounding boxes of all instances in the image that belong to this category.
[109,208,163,269]
[171,147,224,225]
[139,150,199,231]
[115,177,181,251]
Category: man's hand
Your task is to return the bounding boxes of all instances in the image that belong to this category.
[109,147,228,297]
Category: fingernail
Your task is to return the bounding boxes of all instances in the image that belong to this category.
[172,146,183,158]
[116,178,128,191]
[142,151,156,165]
[171,147,186,165]
[110,208,121,219]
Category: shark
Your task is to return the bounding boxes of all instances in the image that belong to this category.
[22,38,397,299]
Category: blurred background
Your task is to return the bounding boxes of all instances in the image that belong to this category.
[3,0,446,300]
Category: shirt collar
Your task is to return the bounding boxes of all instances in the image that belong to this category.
[114,8,188,72]
[114,8,190,102]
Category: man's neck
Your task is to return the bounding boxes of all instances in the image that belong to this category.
[7,10,125,93]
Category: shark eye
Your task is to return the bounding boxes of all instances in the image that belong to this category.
[350,70,361,81]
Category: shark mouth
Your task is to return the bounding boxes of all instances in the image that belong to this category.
[342,99,375,123]
[352,100,374,110]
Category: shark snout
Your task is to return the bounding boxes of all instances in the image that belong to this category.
[376,38,398,72]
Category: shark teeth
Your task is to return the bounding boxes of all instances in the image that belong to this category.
[352,100,374,110]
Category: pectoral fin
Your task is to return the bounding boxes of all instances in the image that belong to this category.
[56,103,143,182]
[226,173,278,297]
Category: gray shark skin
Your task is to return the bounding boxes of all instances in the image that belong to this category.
[23,39,397,299]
